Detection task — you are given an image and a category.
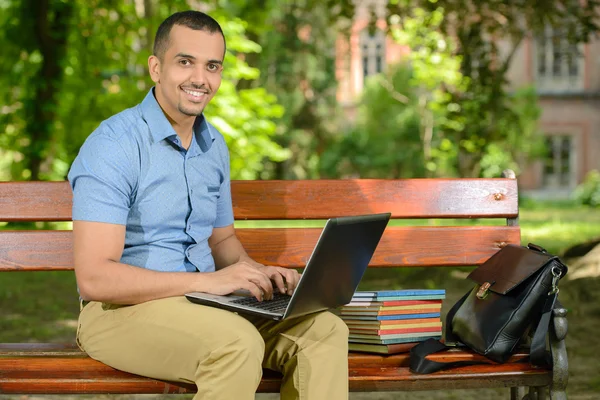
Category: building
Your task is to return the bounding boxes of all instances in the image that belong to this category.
[507,26,600,197]
[336,0,600,196]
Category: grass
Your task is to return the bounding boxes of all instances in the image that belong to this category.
[1,202,600,399]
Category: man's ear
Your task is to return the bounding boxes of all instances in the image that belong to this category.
[148,55,161,84]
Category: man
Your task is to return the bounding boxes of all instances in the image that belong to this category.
[68,10,348,400]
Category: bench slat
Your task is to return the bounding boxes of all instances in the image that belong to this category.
[0,350,550,394]
[0,226,520,271]
[0,342,532,363]
[238,226,520,267]
[232,179,519,220]
[0,182,73,222]
[0,179,518,222]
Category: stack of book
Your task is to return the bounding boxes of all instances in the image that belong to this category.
[338,289,445,355]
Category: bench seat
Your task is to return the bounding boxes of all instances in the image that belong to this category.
[0,344,550,394]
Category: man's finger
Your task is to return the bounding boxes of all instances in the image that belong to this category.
[250,272,273,300]
[288,269,301,294]
[277,267,299,295]
[244,281,263,301]
[268,267,286,294]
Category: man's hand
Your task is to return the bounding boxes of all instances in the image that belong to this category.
[253,264,300,296]
[207,225,301,300]
[203,261,275,301]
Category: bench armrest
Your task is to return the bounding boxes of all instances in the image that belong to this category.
[549,307,568,400]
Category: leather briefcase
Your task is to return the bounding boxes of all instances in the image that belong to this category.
[410,243,568,373]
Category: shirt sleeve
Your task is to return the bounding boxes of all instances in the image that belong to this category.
[68,130,137,225]
[214,138,235,228]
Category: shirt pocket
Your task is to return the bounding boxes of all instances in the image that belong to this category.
[207,185,221,198]
[197,184,220,227]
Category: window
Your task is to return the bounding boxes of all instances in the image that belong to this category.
[535,26,584,93]
[360,29,386,79]
[542,135,576,189]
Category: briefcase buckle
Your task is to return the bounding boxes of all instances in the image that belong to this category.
[476,282,492,299]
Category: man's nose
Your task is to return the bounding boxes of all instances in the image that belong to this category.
[190,66,207,87]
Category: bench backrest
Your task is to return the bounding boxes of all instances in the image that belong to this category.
[0,178,519,272]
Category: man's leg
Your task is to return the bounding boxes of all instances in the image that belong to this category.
[250,311,349,400]
[77,297,264,400]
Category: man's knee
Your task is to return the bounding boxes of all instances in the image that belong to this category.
[305,311,349,346]
[235,325,266,360]
[322,311,349,339]
[188,320,266,393]
[214,323,266,371]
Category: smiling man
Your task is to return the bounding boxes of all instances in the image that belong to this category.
[68,10,348,400]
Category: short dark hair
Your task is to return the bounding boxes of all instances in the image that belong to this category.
[153,11,225,61]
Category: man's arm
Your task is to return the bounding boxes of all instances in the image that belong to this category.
[74,221,275,304]
[209,225,300,297]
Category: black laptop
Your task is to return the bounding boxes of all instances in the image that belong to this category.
[185,213,391,320]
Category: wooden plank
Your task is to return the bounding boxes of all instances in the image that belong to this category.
[0,343,79,351]
[237,226,520,268]
[0,181,72,222]
[0,343,533,363]
[0,231,74,271]
[0,366,550,394]
[0,372,551,394]
[0,226,520,271]
[0,343,83,357]
[232,179,519,220]
[346,363,550,392]
[0,179,518,222]
[0,350,549,394]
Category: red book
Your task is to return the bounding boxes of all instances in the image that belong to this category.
[340,305,442,316]
[349,325,442,335]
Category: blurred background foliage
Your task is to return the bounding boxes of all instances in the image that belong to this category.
[0,0,599,192]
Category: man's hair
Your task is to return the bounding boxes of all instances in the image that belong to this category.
[153,11,225,61]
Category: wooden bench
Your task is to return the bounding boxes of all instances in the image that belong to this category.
[0,173,568,399]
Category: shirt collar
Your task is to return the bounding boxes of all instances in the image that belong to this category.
[141,88,215,150]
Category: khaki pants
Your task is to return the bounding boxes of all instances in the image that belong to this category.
[77,296,349,399]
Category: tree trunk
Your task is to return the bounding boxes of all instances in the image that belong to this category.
[23,0,73,180]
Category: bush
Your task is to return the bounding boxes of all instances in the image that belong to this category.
[574,170,600,207]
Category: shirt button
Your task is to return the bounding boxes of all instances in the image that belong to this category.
[188,224,192,230]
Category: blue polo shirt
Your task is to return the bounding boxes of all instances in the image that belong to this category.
[68,88,234,273]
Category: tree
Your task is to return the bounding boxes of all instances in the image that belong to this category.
[324,4,541,180]
[242,0,355,179]
[0,0,73,180]
[320,64,426,179]
[386,0,600,177]
[0,0,288,181]
[387,7,463,176]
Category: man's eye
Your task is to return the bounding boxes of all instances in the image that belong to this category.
[180,59,191,66]
[208,64,221,72]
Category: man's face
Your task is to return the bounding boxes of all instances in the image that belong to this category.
[149,25,224,120]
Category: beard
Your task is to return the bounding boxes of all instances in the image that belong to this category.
[177,102,205,117]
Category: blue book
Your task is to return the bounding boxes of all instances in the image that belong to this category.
[353,289,445,297]
[353,295,445,301]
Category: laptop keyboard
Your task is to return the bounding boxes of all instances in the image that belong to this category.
[231,293,291,313]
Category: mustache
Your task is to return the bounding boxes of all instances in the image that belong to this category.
[181,83,209,93]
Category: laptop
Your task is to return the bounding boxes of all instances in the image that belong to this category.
[185,213,391,320]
